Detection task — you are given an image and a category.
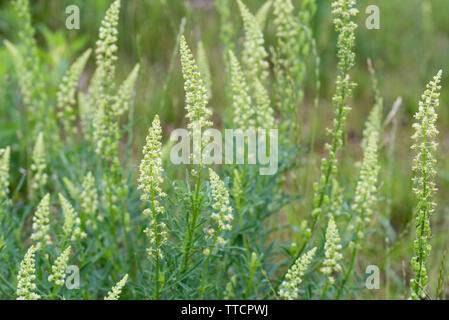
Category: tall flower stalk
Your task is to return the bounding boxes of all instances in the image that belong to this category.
[198,169,233,298]
[410,70,443,300]
[138,115,167,299]
[179,35,213,271]
[310,0,358,234]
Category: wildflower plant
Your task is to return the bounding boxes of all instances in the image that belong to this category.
[410,70,443,300]
[179,35,213,271]
[311,0,358,230]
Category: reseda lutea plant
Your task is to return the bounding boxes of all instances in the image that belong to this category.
[0,0,447,301]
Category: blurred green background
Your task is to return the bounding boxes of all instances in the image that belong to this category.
[1,0,449,298]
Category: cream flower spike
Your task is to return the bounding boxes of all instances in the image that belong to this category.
[31,193,52,247]
[279,247,317,300]
[179,35,213,133]
[105,274,129,300]
[16,245,40,300]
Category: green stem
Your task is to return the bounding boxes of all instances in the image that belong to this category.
[320,278,330,300]
[182,165,203,272]
[198,229,220,299]
[150,185,161,300]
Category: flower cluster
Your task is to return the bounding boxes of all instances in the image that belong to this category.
[205,169,233,245]
[320,216,343,284]
[312,0,358,221]
[48,246,71,286]
[180,36,213,136]
[57,49,92,136]
[31,132,48,192]
[59,193,86,242]
[16,245,40,300]
[410,70,443,300]
[138,115,168,260]
[95,0,120,83]
[31,193,52,247]
[228,50,255,131]
[80,172,101,229]
[0,146,10,204]
[105,274,128,300]
[237,0,269,83]
[279,247,317,300]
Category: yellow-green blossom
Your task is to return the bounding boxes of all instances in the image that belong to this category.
[105,274,128,300]
[180,35,213,134]
[138,115,167,260]
[31,132,47,192]
[410,70,443,300]
[57,49,92,136]
[16,245,40,300]
[48,246,71,286]
[311,0,358,224]
[204,168,233,251]
[59,193,86,242]
[320,215,343,284]
[95,0,120,85]
[279,247,317,300]
[31,193,51,246]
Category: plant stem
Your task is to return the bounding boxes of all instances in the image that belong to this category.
[198,229,219,299]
